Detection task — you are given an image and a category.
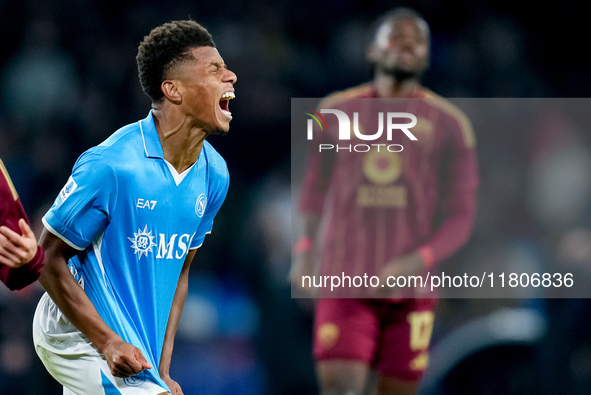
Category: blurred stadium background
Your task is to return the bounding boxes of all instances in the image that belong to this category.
[2,0,591,393]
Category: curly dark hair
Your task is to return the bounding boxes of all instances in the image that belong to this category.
[136,20,215,102]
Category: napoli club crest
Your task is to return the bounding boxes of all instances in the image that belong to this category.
[124,371,147,387]
[195,193,207,218]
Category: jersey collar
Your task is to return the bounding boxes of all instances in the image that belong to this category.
[139,110,164,159]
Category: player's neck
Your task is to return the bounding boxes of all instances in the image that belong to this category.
[372,73,422,98]
[152,108,206,173]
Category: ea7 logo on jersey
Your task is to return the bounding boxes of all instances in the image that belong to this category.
[137,198,157,210]
[59,176,77,202]
[129,225,192,260]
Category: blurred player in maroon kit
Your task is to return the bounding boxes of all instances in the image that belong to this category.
[293,8,478,395]
[0,158,44,290]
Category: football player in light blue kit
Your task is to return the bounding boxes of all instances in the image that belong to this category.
[32,20,236,395]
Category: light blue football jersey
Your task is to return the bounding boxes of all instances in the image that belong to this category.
[42,111,229,390]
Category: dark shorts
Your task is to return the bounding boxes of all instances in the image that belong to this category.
[314,298,436,381]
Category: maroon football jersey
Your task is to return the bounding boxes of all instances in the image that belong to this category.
[299,84,478,279]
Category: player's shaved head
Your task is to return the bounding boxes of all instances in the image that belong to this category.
[371,8,430,47]
[367,8,431,81]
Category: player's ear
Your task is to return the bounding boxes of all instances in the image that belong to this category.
[161,80,182,105]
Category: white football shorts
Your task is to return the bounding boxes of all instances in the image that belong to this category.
[33,292,169,395]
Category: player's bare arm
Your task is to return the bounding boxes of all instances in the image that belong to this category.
[158,249,196,395]
[0,219,38,268]
[39,229,152,378]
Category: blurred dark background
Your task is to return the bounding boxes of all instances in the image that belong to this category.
[2,0,591,394]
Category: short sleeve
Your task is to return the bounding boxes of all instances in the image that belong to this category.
[42,150,118,250]
[190,166,229,250]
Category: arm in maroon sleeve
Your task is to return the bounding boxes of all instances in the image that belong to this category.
[0,161,44,290]
[292,114,336,289]
[298,141,335,216]
[0,244,44,290]
[297,106,338,248]
[298,95,344,217]
[420,114,478,267]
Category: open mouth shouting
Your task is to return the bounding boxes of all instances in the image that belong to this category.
[219,91,235,119]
